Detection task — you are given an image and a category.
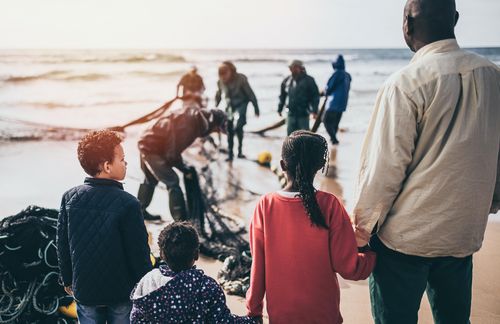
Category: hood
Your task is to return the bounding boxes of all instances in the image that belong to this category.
[131,268,171,300]
[332,55,345,70]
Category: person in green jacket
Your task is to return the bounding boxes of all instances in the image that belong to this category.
[278,60,320,135]
[215,61,260,161]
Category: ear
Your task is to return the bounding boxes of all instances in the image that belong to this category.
[454,11,459,26]
[280,159,287,172]
[404,14,414,37]
[102,161,111,174]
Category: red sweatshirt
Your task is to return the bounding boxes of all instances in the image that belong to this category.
[246,191,376,324]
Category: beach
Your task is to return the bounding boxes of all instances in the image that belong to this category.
[1,48,499,323]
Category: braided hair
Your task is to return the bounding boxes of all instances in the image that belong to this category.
[282,130,329,229]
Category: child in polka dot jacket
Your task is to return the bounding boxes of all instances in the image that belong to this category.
[130,222,260,323]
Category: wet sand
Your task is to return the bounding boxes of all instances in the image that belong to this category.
[0,123,499,323]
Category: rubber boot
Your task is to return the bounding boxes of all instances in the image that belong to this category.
[237,128,245,158]
[168,187,188,221]
[137,183,161,221]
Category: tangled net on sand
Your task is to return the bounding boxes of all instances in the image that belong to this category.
[184,165,252,296]
[0,206,75,324]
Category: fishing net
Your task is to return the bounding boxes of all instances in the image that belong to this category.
[0,206,75,324]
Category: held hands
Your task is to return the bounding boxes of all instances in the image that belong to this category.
[353,225,371,247]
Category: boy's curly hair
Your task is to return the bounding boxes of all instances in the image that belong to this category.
[158,222,200,272]
[77,130,122,176]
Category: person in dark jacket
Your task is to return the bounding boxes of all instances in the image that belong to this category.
[130,222,259,323]
[278,60,320,135]
[215,61,260,161]
[137,105,226,221]
[176,66,205,97]
[57,129,152,324]
[322,55,351,144]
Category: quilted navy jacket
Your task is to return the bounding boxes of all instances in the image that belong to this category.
[57,177,152,305]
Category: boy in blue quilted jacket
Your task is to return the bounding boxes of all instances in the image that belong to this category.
[130,222,260,323]
[57,130,152,324]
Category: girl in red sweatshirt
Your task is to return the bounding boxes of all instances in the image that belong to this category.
[246,130,376,324]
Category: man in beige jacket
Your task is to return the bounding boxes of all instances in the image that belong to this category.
[353,1,500,323]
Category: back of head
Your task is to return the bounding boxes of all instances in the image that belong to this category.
[158,222,200,272]
[77,130,122,177]
[332,55,345,70]
[281,130,329,228]
[404,0,459,51]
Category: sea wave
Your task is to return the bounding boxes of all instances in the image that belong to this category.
[2,99,159,109]
[3,71,108,83]
[0,53,186,65]
[2,69,185,84]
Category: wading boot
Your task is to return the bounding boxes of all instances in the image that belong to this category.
[168,187,188,221]
[137,183,162,221]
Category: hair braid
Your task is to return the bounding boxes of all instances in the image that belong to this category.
[282,130,329,229]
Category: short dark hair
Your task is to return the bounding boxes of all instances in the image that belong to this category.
[77,130,122,176]
[158,222,199,272]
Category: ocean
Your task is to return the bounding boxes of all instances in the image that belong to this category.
[1,48,499,141]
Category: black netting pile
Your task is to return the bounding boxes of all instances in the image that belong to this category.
[0,206,75,323]
[184,165,252,297]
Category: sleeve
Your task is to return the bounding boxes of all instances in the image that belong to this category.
[329,199,376,280]
[353,84,419,232]
[56,195,73,286]
[309,77,320,114]
[325,73,340,96]
[215,81,222,107]
[278,77,288,113]
[246,199,265,317]
[120,200,153,284]
[491,149,500,214]
[207,279,256,324]
[242,77,259,115]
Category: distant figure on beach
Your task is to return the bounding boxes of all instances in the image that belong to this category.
[321,55,351,145]
[176,66,205,97]
[246,130,375,323]
[215,61,260,161]
[57,130,152,324]
[137,105,226,221]
[131,222,259,323]
[278,60,320,135]
[353,1,500,323]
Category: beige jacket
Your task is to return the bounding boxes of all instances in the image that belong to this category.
[353,39,500,257]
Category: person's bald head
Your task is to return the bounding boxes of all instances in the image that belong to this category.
[403,0,459,52]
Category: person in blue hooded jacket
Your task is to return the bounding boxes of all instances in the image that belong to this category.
[322,55,351,144]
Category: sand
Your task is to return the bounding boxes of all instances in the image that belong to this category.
[0,123,499,323]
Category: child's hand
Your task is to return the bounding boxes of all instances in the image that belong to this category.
[354,226,371,247]
[64,285,74,296]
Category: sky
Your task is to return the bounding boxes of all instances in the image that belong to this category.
[0,0,499,49]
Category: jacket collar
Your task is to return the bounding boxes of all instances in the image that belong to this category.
[411,38,460,64]
[159,264,198,277]
[84,177,124,190]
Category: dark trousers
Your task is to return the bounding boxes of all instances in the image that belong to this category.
[286,115,309,135]
[227,118,245,157]
[137,154,187,221]
[323,110,343,142]
[369,236,472,324]
[77,301,131,324]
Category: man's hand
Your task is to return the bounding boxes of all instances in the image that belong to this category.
[354,225,371,247]
[64,286,73,296]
